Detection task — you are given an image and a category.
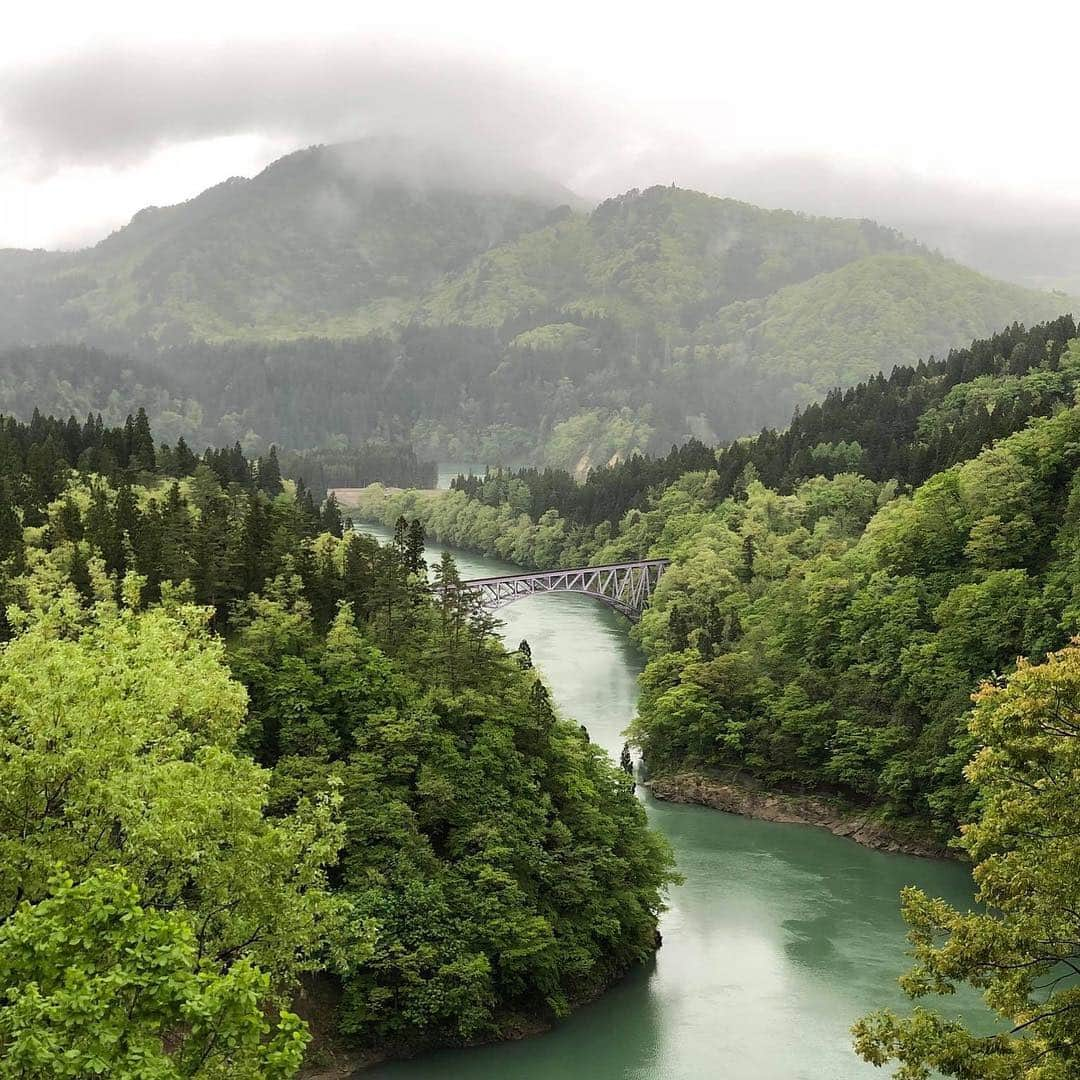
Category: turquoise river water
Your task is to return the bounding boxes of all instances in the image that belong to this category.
[358,525,984,1079]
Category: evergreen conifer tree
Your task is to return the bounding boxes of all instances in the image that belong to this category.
[320,493,343,537]
[130,408,156,471]
[405,518,426,574]
[258,445,284,496]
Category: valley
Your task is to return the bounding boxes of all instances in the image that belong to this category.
[3,26,1080,1072]
[0,142,1071,466]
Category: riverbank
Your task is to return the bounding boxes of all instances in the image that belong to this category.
[298,1017,551,1079]
[346,505,957,863]
[645,771,954,860]
[310,521,984,1079]
[297,960,656,1079]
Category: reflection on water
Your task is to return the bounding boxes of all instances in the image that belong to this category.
[356,523,984,1080]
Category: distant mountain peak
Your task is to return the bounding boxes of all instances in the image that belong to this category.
[248,137,582,206]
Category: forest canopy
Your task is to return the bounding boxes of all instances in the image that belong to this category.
[351,316,1080,1075]
[353,319,1080,844]
[0,407,677,1074]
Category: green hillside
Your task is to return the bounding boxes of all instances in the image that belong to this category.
[421,185,915,331]
[417,185,1071,453]
[699,251,1069,392]
[0,149,1071,463]
[0,140,573,349]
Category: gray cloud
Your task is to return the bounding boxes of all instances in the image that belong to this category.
[0,40,623,182]
[3,37,1080,290]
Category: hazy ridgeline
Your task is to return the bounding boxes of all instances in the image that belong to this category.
[0,143,1071,468]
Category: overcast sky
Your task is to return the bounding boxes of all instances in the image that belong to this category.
[3,0,1079,249]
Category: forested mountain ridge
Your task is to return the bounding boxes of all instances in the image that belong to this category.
[694,251,1066,398]
[0,139,573,349]
[416,185,1067,445]
[0,143,1070,462]
[375,316,1079,538]
[420,185,915,330]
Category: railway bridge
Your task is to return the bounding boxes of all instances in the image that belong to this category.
[446,559,669,621]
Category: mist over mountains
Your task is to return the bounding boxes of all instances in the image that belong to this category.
[0,138,1072,466]
[673,154,1080,295]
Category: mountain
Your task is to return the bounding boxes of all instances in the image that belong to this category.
[416,186,1068,453]
[0,145,1071,463]
[420,185,915,330]
[896,216,1080,295]
[695,251,1069,397]
[0,139,575,349]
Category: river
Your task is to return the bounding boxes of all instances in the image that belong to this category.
[359,525,985,1079]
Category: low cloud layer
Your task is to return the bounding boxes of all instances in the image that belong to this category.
[0,41,624,183]
[3,31,1080,286]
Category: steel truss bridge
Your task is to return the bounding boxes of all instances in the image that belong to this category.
[447,559,670,620]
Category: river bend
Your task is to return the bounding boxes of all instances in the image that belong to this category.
[360,526,983,1079]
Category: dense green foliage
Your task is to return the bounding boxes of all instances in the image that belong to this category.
[443,315,1078,531]
[361,315,1080,1075]
[0,577,343,973]
[0,872,309,1078]
[450,439,719,528]
[277,444,436,498]
[0,342,442,483]
[0,567,341,1078]
[0,410,675,1073]
[232,566,674,1046]
[356,322,1080,846]
[625,406,1080,837]
[0,144,1068,465]
[854,645,1080,1078]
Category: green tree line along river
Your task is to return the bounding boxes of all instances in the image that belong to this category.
[358,523,985,1080]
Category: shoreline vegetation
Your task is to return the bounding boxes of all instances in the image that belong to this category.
[339,491,953,862]
[0,410,677,1075]
[297,960,655,1078]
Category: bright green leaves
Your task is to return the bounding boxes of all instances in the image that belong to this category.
[0,576,346,990]
[628,405,1080,837]
[0,871,308,1079]
[853,643,1080,1078]
[228,570,678,1048]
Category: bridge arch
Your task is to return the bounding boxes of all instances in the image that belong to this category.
[442,559,669,621]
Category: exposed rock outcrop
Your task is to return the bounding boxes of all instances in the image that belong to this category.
[645,772,954,860]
